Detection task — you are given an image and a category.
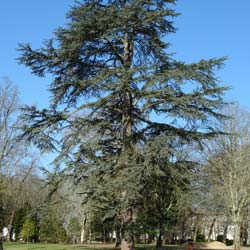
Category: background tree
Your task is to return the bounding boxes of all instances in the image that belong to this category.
[5,156,41,241]
[18,1,228,249]
[39,206,67,243]
[66,217,81,244]
[0,78,42,246]
[204,105,250,250]
[0,78,20,219]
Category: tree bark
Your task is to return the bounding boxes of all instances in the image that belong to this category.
[120,21,134,250]
[234,223,241,250]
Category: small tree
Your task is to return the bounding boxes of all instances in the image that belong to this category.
[21,220,35,243]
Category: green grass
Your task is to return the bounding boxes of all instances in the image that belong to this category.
[4,242,178,250]
[4,242,116,250]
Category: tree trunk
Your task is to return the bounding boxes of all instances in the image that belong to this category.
[181,220,186,241]
[115,226,122,247]
[120,23,134,250]
[240,221,248,246]
[156,234,162,249]
[243,226,248,246]
[223,225,228,244]
[88,227,92,244]
[207,218,216,242]
[121,209,135,250]
[121,89,133,250]
[7,207,16,242]
[193,225,198,242]
[0,234,3,250]
[80,217,87,244]
[193,215,201,242]
[115,235,121,247]
[234,223,241,250]
[80,228,85,244]
[156,223,164,249]
[103,224,106,243]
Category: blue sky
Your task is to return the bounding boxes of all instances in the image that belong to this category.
[0,0,250,109]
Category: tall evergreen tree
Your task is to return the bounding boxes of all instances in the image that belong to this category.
[18,0,228,248]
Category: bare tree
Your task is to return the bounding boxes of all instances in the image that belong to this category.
[0,78,19,175]
[205,105,250,250]
[0,78,40,243]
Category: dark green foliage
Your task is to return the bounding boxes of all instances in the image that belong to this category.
[39,210,66,243]
[18,0,228,240]
[217,235,224,243]
[135,134,191,246]
[13,206,31,240]
[0,199,6,232]
[196,234,206,242]
[226,239,234,246]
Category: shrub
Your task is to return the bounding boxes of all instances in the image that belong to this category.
[196,234,206,242]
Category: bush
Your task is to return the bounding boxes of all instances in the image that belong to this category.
[39,213,67,243]
[196,234,205,242]
[216,235,224,243]
[226,239,233,246]
[21,220,35,242]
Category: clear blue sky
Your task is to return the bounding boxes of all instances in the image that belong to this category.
[0,0,250,109]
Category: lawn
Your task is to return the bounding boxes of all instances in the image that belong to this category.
[4,242,117,250]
